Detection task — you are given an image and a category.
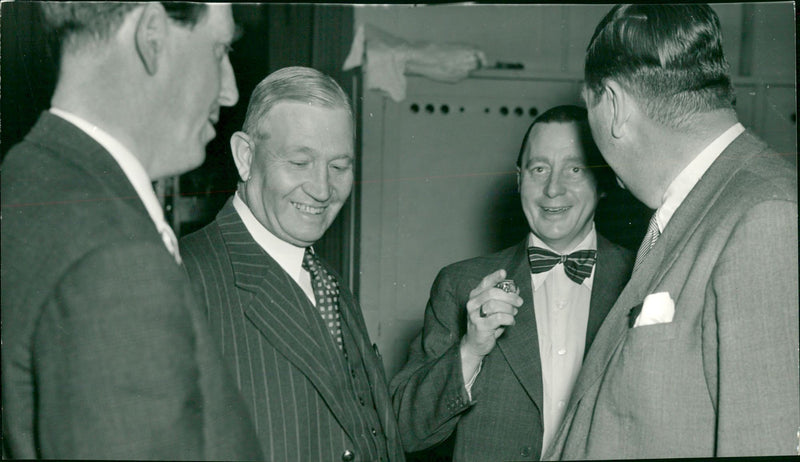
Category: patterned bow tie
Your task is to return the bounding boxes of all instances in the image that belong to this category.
[527,246,597,285]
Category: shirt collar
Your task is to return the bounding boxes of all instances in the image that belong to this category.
[655,123,744,232]
[233,192,307,281]
[49,107,170,235]
[529,223,597,290]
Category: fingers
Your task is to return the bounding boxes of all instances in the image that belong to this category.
[471,269,507,296]
[463,270,524,358]
[483,311,516,328]
[477,301,518,320]
[467,284,523,314]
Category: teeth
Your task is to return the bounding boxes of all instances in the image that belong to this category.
[293,202,325,214]
[542,206,569,212]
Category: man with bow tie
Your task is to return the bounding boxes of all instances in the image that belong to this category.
[390,105,634,461]
[180,66,405,462]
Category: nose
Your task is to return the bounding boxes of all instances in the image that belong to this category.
[303,164,332,202]
[218,55,239,107]
[544,170,566,197]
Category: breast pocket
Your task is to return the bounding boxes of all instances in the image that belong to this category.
[606,319,701,414]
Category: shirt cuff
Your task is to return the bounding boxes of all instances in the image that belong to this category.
[464,359,482,401]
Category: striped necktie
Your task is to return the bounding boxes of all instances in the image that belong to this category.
[527,247,597,285]
[633,213,661,273]
[302,248,344,350]
[158,223,182,265]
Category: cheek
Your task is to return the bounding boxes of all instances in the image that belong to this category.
[573,182,599,210]
[332,173,355,198]
[520,179,544,203]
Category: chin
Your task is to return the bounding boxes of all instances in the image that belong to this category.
[177,146,207,175]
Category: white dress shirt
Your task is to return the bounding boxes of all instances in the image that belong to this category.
[232,192,316,305]
[530,225,597,456]
[654,123,745,232]
[49,107,181,264]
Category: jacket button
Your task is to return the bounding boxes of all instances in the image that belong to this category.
[359,396,366,406]
[520,446,531,457]
[351,368,357,378]
[342,449,355,461]
[371,427,378,436]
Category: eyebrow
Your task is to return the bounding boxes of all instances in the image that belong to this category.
[284,146,354,159]
[525,155,587,165]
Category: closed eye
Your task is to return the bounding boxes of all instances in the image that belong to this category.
[330,162,353,172]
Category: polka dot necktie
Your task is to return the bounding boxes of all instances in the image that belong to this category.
[302,248,343,350]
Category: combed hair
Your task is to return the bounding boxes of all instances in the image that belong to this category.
[516,105,616,194]
[584,4,734,128]
[242,66,353,138]
[40,2,207,53]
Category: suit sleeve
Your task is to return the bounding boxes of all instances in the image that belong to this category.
[711,199,799,455]
[33,240,207,459]
[389,267,474,452]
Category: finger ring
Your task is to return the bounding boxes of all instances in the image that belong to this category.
[494,279,519,294]
[479,306,488,318]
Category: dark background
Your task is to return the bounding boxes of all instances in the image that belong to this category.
[1,3,360,284]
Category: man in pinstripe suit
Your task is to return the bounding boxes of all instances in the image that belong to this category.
[181,67,404,462]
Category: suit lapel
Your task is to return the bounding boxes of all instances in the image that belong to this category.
[496,240,544,416]
[565,132,763,413]
[584,234,631,353]
[215,202,361,441]
[31,112,153,234]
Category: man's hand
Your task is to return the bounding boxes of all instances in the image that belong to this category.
[461,269,523,360]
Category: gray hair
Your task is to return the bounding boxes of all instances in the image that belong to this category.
[242,66,353,137]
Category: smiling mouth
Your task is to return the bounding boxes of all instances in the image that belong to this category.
[293,202,326,215]
[541,206,571,213]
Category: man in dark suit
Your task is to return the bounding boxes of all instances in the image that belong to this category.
[1,3,263,460]
[390,105,634,461]
[180,66,405,462]
[544,5,798,459]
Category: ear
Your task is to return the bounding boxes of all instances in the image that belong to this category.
[605,80,632,139]
[516,166,522,192]
[134,3,168,76]
[231,131,254,182]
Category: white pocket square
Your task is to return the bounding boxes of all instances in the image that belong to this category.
[633,292,675,327]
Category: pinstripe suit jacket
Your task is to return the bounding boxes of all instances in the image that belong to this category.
[181,198,405,462]
[390,234,633,461]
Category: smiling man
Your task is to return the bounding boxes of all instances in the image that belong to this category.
[390,105,633,461]
[180,66,405,462]
[1,3,262,460]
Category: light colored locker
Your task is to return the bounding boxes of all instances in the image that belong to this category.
[360,75,582,377]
